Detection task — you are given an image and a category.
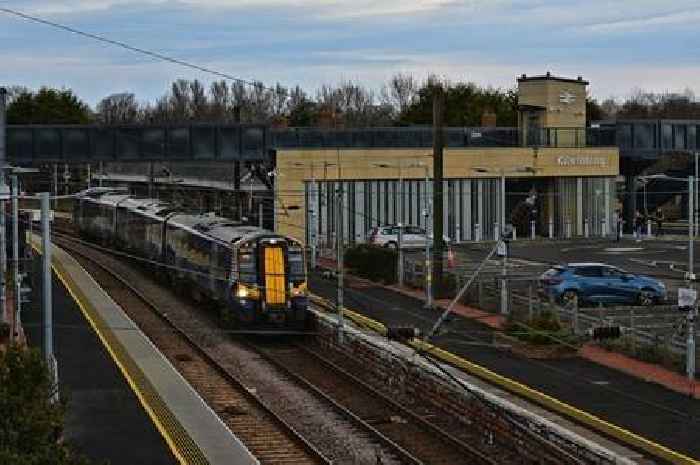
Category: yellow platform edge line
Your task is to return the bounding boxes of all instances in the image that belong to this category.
[310,294,699,465]
[33,243,205,465]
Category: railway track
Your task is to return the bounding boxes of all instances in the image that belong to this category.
[247,340,510,465]
[48,231,543,464]
[51,234,330,465]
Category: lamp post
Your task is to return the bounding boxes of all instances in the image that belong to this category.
[0,88,7,327]
[639,173,696,385]
[373,162,406,287]
[373,161,430,294]
[693,152,700,237]
[474,165,536,315]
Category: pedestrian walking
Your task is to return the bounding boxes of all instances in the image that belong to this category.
[655,207,664,237]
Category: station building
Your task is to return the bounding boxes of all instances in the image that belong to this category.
[274,74,620,245]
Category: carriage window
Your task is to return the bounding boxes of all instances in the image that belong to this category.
[288,247,305,278]
[238,249,257,283]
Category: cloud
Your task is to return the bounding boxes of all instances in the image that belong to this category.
[1,0,699,105]
[6,0,481,18]
[581,8,700,33]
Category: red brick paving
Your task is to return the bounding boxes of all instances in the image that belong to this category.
[580,343,699,399]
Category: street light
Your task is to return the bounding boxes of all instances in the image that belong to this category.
[473,165,537,316]
[372,162,407,288]
[373,161,432,306]
[638,173,696,386]
[0,166,39,339]
[292,161,337,272]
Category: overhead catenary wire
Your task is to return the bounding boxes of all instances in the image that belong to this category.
[0,7,269,91]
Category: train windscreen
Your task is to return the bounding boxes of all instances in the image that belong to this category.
[287,246,305,280]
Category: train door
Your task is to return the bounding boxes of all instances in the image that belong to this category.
[262,244,286,306]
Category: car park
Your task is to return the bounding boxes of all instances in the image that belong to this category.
[367,225,450,249]
[540,262,666,306]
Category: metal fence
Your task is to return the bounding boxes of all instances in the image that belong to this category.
[401,252,695,367]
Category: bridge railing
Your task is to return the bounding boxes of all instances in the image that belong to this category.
[6,124,618,162]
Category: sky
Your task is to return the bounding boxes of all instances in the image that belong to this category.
[1,0,699,106]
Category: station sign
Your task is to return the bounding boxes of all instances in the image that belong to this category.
[556,156,608,167]
[678,287,697,308]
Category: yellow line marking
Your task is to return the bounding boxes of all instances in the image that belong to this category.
[33,242,204,465]
[310,294,700,465]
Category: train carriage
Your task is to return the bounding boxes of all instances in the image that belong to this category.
[74,190,309,329]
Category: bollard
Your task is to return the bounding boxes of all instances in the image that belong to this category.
[647,219,652,237]
[530,220,536,240]
[475,223,481,242]
[456,223,461,243]
[548,220,554,239]
[512,226,517,241]
[584,219,590,238]
[494,223,500,241]
[565,219,572,238]
[601,218,607,237]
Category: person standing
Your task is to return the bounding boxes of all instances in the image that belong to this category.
[633,210,642,239]
[615,210,623,242]
[655,207,664,237]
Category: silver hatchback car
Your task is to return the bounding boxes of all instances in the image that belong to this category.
[367,225,450,249]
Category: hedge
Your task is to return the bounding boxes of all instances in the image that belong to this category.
[344,244,397,284]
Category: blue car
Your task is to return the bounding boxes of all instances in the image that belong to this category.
[540,263,666,306]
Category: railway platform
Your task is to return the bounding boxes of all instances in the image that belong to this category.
[29,237,258,465]
[309,270,700,464]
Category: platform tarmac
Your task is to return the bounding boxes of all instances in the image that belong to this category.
[24,256,177,465]
[27,239,258,465]
[309,271,700,462]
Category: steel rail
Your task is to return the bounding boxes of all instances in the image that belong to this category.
[293,343,501,465]
[52,234,332,465]
[246,340,426,465]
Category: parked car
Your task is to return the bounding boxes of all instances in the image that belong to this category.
[367,225,450,249]
[540,263,666,306]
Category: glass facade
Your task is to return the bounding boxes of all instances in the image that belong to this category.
[305,176,616,244]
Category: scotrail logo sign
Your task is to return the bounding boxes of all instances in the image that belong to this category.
[559,90,576,104]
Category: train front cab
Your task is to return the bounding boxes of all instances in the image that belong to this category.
[230,236,308,328]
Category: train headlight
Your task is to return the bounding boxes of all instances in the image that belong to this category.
[235,284,259,299]
[290,282,308,297]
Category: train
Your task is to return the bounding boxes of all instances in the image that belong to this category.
[73,189,309,329]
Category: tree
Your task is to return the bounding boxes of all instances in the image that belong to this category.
[7,87,90,124]
[95,93,140,125]
[586,96,605,123]
[0,345,92,465]
[383,72,417,114]
[209,80,231,121]
[600,98,619,119]
[397,76,518,127]
[287,85,317,126]
[189,80,208,121]
[168,79,193,122]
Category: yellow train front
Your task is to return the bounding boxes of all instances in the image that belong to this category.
[229,233,309,328]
